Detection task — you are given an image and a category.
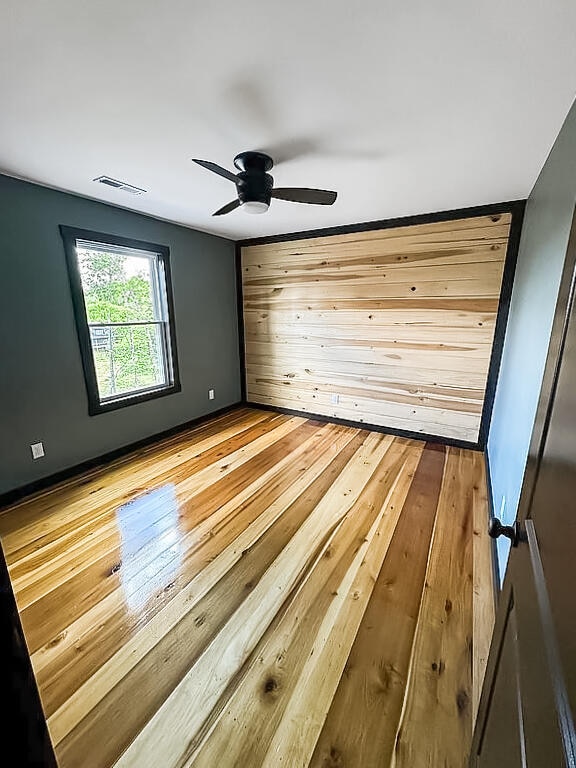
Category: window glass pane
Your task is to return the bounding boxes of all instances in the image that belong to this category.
[77,247,158,324]
[91,324,167,399]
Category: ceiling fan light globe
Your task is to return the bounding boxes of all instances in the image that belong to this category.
[242,201,269,214]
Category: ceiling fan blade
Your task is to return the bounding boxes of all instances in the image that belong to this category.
[192,159,239,184]
[212,199,241,216]
[271,187,337,205]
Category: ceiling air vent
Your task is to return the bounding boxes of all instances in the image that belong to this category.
[93,176,147,195]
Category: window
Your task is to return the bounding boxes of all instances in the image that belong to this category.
[61,227,180,414]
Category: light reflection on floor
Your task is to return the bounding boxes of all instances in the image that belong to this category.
[115,484,183,612]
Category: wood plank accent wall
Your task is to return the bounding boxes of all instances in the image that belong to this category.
[241,213,513,443]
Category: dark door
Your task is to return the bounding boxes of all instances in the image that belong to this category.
[0,541,57,766]
[472,214,576,767]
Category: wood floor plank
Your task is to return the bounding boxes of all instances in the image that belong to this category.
[113,433,396,768]
[7,412,283,591]
[19,417,313,653]
[0,408,264,548]
[309,442,446,768]
[47,425,363,746]
[1,411,273,585]
[55,429,370,768]
[39,423,358,720]
[0,407,493,768]
[258,447,424,768]
[187,438,423,767]
[392,447,475,768]
[472,451,495,723]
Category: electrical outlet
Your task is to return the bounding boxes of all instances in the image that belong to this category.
[208,389,215,400]
[330,393,340,405]
[31,442,45,460]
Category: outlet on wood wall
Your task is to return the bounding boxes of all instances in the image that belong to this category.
[240,212,513,443]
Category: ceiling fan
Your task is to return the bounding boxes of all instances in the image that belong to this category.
[192,151,337,216]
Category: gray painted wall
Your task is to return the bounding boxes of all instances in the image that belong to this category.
[0,175,241,495]
[488,100,576,578]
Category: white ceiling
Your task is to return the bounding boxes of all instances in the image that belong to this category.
[1,1,576,241]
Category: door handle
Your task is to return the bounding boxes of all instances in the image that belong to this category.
[488,518,521,547]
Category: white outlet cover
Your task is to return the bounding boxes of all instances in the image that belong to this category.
[208,389,215,400]
[330,393,340,405]
[31,442,45,459]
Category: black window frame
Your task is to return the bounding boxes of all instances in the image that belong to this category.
[60,226,181,416]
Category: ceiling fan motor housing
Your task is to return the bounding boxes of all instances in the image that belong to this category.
[237,171,274,206]
[234,151,274,206]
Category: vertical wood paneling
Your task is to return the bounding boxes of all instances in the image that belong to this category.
[241,214,512,442]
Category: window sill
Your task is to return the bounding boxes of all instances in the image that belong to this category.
[88,382,182,416]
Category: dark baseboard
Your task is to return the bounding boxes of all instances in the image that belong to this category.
[0,402,242,510]
[244,400,481,451]
[484,450,501,605]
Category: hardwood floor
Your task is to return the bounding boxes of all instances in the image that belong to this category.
[0,407,495,767]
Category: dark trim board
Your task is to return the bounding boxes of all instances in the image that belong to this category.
[477,203,526,447]
[236,200,526,451]
[0,403,241,510]
[237,199,526,247]
[244,400,482,451]
[235,242,247,402]
[484,450,502,605]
